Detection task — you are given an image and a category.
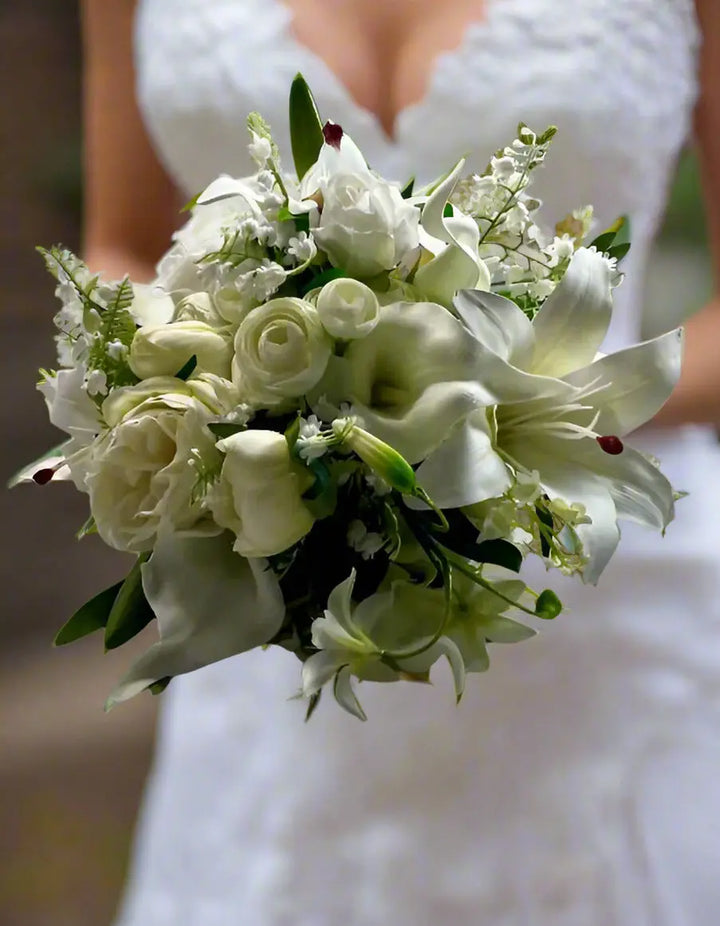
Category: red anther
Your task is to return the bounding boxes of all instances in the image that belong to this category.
[322,121,344,149]
[32,468,55,485]
[596,435,624,455]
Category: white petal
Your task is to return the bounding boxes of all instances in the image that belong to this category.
[415,159,491,304]
[563,329,683,436]
[196,176,261,209]
[437,635,466,702]
[302,650,342,697]
[573,442,675,531]
[413,412,511,509]
[482,615,536,643]
[106,533,284,706]
[530,248,613,377]
[333,666,367,721]
[453,289,534,367]
[528,455,620,585]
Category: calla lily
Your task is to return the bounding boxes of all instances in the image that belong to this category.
[106,533,285,706]
[342,300,562,467]
[439,247,682,583]
[413,159,492,306]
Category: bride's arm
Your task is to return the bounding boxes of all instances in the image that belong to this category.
[654,0,720,427]
[81,0,181,281]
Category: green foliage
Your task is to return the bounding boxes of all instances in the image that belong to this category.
[174,355,198,381]
[54,581,124,646]
[104,553,155,650]
[289,74,324,180]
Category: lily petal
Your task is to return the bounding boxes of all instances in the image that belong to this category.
[454,288,535,367]
[530,248,613,377]
[563,329,683,436]
[413,411,512,509]
[415,159,491,304]
[573,442,675,531]
[333,666,367,721]
[106,533,284,706]
[302,650,343,697]
[526,454,620,584]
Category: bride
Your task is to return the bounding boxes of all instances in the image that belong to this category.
[83,1,720,922]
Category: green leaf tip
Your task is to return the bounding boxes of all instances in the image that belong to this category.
[104,552,155,650]
[289,74,324,181]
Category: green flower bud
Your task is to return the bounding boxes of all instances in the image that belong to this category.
[333,420,416,495]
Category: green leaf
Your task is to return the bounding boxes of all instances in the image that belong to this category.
[535,504,553,558]
[149,677,172,696]
[54,581,123,646]
[443,203,454,218]
[104,553,155,650]
[289,73,324,180]
[76,515,97,540]
[175,355,197,381]
[400,177,415,199]
[180,191,202,213]
[208,422,246,439]
[607,241,631,262]
[535,589,562,620]
[589,230,617,253]
[277,204,311,233]
[299,266,347,296]
[285,414,302,455]
[302,458,337,519]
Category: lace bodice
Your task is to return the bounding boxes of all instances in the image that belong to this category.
[117,4,720,925]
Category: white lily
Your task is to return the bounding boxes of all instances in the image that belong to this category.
[106,533,285,706]
[302,570,464,720]
[340,299,562,493]
[413,159,492,306]
[431,248,682,583]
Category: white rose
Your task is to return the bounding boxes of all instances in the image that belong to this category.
[314,173,420,278]
[129,321,233,380]
[208,429,315,557]
[315,278,379,339]
[87,393,220,553]
[232,297,332,405]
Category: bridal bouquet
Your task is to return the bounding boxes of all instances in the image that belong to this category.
[13,77,681,719]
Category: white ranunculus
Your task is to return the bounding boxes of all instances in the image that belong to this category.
[314,172,420,278]
[208,429,315,557]
[129,321,233,380]
[173,291,227,327]
[315,278,380,339]
[232,296,332,405]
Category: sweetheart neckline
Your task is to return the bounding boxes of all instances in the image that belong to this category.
[272,0,505,145]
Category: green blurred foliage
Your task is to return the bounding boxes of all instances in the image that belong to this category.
[659,149,709,248]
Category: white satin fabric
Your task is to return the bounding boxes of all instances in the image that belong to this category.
[116,2,720,922]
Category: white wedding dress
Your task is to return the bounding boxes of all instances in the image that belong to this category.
[116,1,720,923]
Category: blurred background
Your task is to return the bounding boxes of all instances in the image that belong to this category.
[0,3,714,925]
